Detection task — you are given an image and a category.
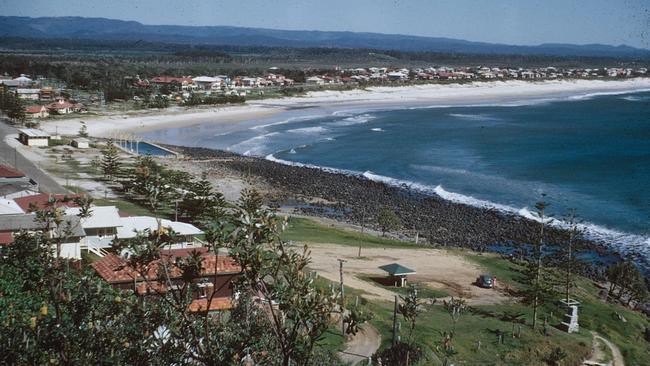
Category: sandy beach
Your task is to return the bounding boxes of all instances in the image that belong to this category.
[39,78,650,138]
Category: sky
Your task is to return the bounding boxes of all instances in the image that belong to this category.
[1,0,649,49]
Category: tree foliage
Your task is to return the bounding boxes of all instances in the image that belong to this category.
[377,208,401,236]
[100,138,121,181]
[0,192,342,366]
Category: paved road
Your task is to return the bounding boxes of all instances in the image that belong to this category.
[0,120,68,194]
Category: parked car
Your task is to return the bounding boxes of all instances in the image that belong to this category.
[477,274,494,288]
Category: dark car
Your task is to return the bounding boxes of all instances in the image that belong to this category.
[477,274,494,288]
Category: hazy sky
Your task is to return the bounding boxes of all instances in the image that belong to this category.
[2,0,649,49]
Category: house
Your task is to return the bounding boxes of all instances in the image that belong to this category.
[387,72,407,81]
[65,205,123,255]
[0,165,38,198]
[71,138,90,149]
[150,76,195,91]
[0,213,86,259]
[91,247,241,313]
[16,88,41,100]
[306,76,325,85]
[46,98,84,114]
[192,76,219,89]
[25,105,49,118]
[0,165,27,183]
[18,128,50,147]
[39,87,54,100]
[0,75,33,88]
[0,198,24,215]
[61,205,205,256]
[116,216,204,248]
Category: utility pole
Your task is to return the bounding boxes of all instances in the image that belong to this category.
[392,295,399,346]
[338,258,347,334]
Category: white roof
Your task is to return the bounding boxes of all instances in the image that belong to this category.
[117,216,203,239]
[13,76,32,82]
[66,206,122,229]
[16,88,41,94]
[192,76,218,83]
[18,128,50,138]
[2,190,39,199]
[0,198,24,215]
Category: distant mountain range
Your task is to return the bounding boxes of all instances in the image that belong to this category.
[1,16,649,59]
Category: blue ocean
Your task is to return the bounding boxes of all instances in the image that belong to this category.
[142,90,650,259]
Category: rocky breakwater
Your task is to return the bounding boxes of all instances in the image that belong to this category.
[171,145,619,278]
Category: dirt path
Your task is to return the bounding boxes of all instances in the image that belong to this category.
[584,331,625,366]
[305,243,512,305]
[338,324,381,365]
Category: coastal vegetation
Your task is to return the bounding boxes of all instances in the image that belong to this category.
[1,135,649,365]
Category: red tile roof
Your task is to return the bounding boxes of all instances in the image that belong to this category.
[25,105,46,114]
[91,247,241,284]
[0,232,14,245]
[0,164,25,178]
[151,76,193,84]
[14,193,81,212]
[188,298,233,313]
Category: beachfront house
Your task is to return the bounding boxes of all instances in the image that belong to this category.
[116,216,205,248]
[306,76,325,85]
[91,247,241,313]
[18,128,50,147]
[61,204,205,256]
[46,98,84,114]
[25,105,49,118]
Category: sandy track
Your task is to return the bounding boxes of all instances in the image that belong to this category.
[304,243,512,305]
[338,324,381,365]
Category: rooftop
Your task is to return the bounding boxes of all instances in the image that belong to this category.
[379,263,416,276]
[0,164,25,178]
[91,247,241,284]
[18,128,50,138]
[116,216,203,238]
[14,193,81,212]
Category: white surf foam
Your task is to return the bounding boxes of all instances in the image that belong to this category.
[266,155,650,262]
[287,126,329,134]
[229,132,279,155]
[567,88,650,101]
[370,128,384,132]
[621,95,650,102]
[449,113,499,121]
[331,113,376,126]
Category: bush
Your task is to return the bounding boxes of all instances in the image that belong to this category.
[372,342,422,366]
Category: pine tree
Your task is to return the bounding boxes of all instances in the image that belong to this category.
[100,139,121,181]
[522,196,557,329]
[178,173,226,224]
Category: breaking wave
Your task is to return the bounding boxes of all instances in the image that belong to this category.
[263,156,650,263]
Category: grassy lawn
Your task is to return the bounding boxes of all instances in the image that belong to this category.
[315,273,593,365]
[468,252,650,365]
[296,218,649,365]
[94,198,158,217]
[282,217,421,249]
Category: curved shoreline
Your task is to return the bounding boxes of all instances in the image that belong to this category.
[168,145,634,280]
[40,78,650,138]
